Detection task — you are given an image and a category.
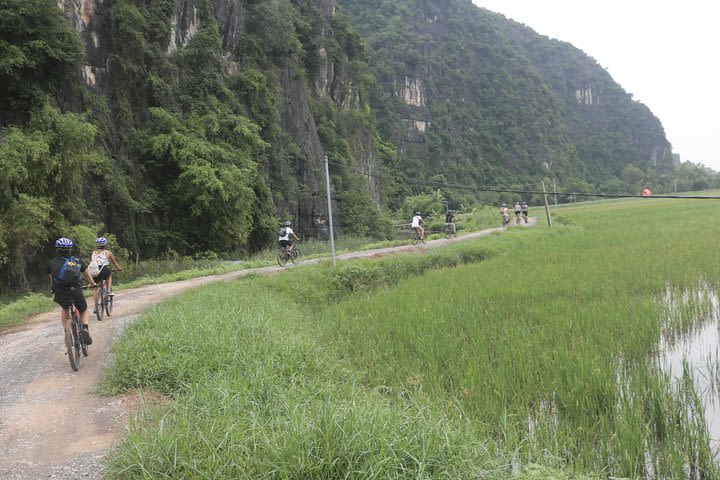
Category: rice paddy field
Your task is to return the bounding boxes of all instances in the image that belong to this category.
[100,196,720,479]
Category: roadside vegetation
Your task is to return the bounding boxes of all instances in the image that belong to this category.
[0,209,495,332]
[99,197,720,478]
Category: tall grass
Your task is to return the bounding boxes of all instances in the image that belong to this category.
[318,198,720,478]
[101,243,604,479]
[101,197,720,478]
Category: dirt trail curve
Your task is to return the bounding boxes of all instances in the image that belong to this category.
[0,220,534,479]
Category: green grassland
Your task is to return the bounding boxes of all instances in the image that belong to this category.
[100,197,720,478]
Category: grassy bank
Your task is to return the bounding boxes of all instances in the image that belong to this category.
[100,241,603,479]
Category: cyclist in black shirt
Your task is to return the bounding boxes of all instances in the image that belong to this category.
[48,238,97,345]
[444,210,456,234]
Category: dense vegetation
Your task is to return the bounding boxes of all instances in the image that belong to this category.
[1,0,719,293]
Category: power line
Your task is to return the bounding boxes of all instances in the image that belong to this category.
[327,161,720,200]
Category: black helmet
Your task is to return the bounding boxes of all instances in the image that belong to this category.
[415,211,421,216]
[447,210,453,214]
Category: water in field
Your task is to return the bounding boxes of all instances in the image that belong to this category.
[657,284,720,457]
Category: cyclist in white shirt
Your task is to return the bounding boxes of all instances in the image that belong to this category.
[278,221,300,254]
[88,237,122,313]
[411,211,425,240]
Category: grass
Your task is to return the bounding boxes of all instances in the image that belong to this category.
[318,197,720,478]
[99,196,720,478]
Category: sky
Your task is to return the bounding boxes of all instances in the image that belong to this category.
[471,0,720,171]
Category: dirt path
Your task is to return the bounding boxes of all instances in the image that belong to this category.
[0,221,533,479]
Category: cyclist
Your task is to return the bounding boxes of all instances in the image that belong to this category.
[48,238,96,345]
[514,201,522,224]
[500,203,510,228]
[88,237,122,311]
[278,221,300,255]
[411,211,425,241]
[444,210,456,234]
[521,202,529,223]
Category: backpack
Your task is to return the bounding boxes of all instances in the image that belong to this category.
[279,227,287,237]
[55,256,82,285]
[87,257,102,278]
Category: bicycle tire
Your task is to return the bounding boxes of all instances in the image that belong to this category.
[277,251,288,267]
[411,233,418,245]
[290,248,300,264]
[65,329,78,371]
[105,293,113,316]
[95,289,104,321]
[70,313,82,370]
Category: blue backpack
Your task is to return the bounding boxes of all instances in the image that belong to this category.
[55,256,82,285]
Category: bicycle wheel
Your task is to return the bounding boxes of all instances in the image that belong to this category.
[411,233,418,245]
[95,288,104,321]
[290,248,300,264]
[70,313,82,370]
[105,292,113,316]
[277,250,288,267]
[65,328,78,371]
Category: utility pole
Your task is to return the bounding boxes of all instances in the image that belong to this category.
[323,155,336,266]
[541,180,552,228]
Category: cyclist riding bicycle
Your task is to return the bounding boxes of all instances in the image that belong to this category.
[521,202,529,223]
[500,203,510,227]
[278,221,300,254]
[444,210,456,234]
[48,237,97,345]
[411,211,425,241]
[88,237,122,312]
[514,201,522,224]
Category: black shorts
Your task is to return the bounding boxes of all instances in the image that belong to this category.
[515,211,521,215]
[53,285,88,312]
[279,240,292,247]
[93,265,111,283]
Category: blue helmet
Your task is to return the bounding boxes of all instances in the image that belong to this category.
[55,237,73,250]
[95,237,108,246]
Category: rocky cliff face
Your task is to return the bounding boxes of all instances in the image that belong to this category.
[60,0,381,239]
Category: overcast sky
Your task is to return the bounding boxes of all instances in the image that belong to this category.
[471,0,720,171]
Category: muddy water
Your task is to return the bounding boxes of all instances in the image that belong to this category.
[657,284,720,455]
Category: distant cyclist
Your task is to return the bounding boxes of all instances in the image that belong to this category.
[444,210,456,234]
[514,201,522,224]
[278,221,300,255]
[88,237,122,311]
[48,238,96,345]
[411,211,425,241]
[500,203,510,229]
[521,202,529,223]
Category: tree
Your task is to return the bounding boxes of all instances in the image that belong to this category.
[0,0,83,119]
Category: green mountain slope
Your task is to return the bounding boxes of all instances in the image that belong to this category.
[339,0,676,191]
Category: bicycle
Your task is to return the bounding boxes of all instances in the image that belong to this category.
[411,229,425,245]
[277,245,301,267]
[444,223,457,239]
[65,286,89,371]
[501,213,510,230]
[94,269,116,321]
